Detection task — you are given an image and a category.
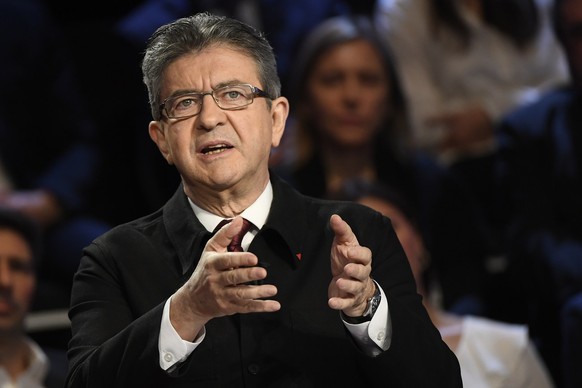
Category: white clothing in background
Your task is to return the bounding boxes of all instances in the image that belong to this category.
[0,338,49,388]
[375,0,569,159]
[455,316,555,388]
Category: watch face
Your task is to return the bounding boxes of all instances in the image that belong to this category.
[364,286,381,318]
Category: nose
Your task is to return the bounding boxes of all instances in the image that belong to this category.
[196,93,226,131]
[0,259,12,288]
[340,79,362,105]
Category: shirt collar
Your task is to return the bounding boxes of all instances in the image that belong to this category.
[188,181,273,231]
[0,338,50,387]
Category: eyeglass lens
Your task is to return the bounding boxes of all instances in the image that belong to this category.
[164,84,260,118]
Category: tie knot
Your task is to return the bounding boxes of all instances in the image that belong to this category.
[215,218,252,252]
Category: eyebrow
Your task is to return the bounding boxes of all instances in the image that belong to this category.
[0,255,34,271]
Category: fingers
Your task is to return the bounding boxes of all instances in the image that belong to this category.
[225,296,281,314]
[215,268,280,314]
[328,275,369,312]
[221,265,266,286]
[224,282,279,302]
[341,261,372,281]
[330,260,372,298]
[343,245,372,266]
[328,275,375,314]
[177,216,282,325]
[183,260,278,319]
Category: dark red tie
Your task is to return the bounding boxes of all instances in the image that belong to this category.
[215,218,252,252]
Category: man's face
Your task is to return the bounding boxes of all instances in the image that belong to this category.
[557,0,582,88]
[0,228,35,334]
[149,45,288,202]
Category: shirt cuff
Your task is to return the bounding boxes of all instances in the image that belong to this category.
[343,284,391,356]
[158,295,205,370]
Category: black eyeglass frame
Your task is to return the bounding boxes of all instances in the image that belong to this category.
[158,83,271,120]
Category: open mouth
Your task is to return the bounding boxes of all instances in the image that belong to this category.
[202,144,233,155]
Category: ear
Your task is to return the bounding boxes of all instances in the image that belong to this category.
[148,121,174,165]
[270,96,290,147]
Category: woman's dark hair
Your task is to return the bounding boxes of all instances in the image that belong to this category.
[290,14,405,109]
[431,0,540,50]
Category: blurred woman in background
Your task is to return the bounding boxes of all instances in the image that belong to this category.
[278,15,490,314]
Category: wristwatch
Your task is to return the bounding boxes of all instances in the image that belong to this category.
[342,282,381,324]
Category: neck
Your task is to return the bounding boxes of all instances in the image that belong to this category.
[462,0,483,18]
[184,174,269,218]
[321,142,376,195]
[0,334,31,381]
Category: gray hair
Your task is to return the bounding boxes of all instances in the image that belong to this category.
[142,12,281,121]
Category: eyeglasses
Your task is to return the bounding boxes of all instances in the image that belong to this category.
[159,83,271,119]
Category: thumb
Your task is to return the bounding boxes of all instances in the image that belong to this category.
[330,214,359,246]
[205,216,244,252]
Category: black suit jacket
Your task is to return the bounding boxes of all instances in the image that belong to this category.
[288,148,489,311]
[66,174,461,387]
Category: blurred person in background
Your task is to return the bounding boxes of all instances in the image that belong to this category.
[493,0,582,385]
[374,0,568,161]
[337,179,555,388]
[0,0,110,307]
[374,0,570,265]
[0,208,67,388]
[280,15,491,315]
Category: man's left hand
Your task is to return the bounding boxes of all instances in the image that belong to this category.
[327,214,375,317]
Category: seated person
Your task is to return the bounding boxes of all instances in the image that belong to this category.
[0,0,111,308]
[280,15,491,314]
[338,179,555,388]
[493,1,582,385]
[0,208,67,388]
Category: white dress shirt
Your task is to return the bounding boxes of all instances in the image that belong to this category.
[158,181,391,370]
[455,316,555,388]
[0,338,49,388]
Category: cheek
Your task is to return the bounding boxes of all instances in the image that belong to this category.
[366,90,390,122]
[306,95,345,132]
[307,87,340,116]
[17,277,36,306]
[245,116,276,157]
[168,130,194,156]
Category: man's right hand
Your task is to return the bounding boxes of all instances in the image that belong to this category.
[170,216,280,341]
